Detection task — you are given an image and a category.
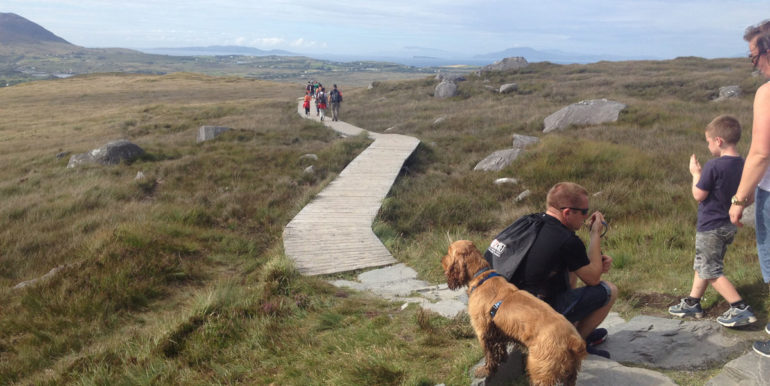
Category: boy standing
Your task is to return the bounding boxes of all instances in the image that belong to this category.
[669,115,757,327]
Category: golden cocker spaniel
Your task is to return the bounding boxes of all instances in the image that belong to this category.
[442,240,586,386]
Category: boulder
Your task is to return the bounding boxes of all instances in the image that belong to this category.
[713,85,741,101]
[512,134,539,149]
[499,83,518,94]
[494,178,518,185]
[197,125,231,143]
[543,99,626,133]
[515,190,531,202]
[480,57,529,73]
[435,73,466,82]
[474,149,522,171]
[434,80,458,99]
[67,140,144,168]
[299,153,319,162]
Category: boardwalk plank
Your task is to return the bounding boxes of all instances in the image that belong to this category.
[283,101,419,276]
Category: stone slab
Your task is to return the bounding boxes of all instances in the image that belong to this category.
[706,350,770,385]
[602,315,749,370]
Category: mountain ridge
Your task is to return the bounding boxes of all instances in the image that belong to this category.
[0,12,71,45]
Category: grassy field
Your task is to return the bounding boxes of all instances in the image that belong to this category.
[0,56,768,385]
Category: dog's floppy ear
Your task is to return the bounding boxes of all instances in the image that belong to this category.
[445,241,472,289]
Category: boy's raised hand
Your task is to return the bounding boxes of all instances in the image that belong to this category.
[689,154,702,176]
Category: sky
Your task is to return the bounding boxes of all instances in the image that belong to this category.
[3,0,770,60]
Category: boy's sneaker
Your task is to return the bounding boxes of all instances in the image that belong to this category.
[586,345,610,359]
[585,328,608,347]
[717,305,757,327]
[668,298,704,318]
[753,340,770,358]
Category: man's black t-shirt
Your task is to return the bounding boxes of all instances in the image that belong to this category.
[515,214,590,302]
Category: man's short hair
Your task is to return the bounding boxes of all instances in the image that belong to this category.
[745,20,770,42]
[706,115,741,145]
[546,182,588,209]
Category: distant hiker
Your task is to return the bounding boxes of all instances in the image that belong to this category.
[329,84,343,121]
[669,115,756,327]
[317,87,327,121]
[731,21,770,358]
[315,84,323,116]
[312,81,320,97]
[303,91,312,116]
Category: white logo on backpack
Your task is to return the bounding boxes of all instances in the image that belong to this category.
[488,239,506,258]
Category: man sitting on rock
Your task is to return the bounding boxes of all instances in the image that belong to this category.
[490,182,618,358]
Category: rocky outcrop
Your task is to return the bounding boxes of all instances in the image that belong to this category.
[435,80,458,99]
[499,83,518,94]
[473,149,522,171]
[480,57,529,73]
[713,85,741,102]
[512,134,539,149]
[435,72,466,82]
[706,350,770,385]
[543,99,626,133]
[67,140,144,168]
[601,315,747,370]
[197,125,231,142]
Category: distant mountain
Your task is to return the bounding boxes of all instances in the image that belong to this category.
[139,45,298,57]
[0,12,71,45]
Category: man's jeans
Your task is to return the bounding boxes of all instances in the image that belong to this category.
[755,187,770,283]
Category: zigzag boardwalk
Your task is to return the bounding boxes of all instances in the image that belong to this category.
[283,101,420,275]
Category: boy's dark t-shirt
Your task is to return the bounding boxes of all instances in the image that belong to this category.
[696,155,744,232]
[516,214,590,302]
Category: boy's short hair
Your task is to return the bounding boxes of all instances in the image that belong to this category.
[705,115,741,145]
[546,182,588,209]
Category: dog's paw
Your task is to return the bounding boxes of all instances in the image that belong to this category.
[473,366,490,378]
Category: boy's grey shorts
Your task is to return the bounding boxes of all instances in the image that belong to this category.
[693,224,737,280]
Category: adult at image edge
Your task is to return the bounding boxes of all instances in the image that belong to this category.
[728,20,770,358]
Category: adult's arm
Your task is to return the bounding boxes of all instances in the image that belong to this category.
[574,212,605,286]
[731,83,770,224]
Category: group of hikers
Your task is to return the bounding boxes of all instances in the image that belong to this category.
[485,19,770,360]
[302,80,343,122]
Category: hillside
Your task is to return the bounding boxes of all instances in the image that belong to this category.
[0,12,71,45]
[0,13,448,87]
[2,57,769,384]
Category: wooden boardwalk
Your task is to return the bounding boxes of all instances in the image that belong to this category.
[283,101,420,275]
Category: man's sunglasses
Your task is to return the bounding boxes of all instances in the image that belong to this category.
[560,207,589,215]
[750,51,766,67]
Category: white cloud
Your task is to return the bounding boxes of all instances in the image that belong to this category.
[254,37,285,46]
